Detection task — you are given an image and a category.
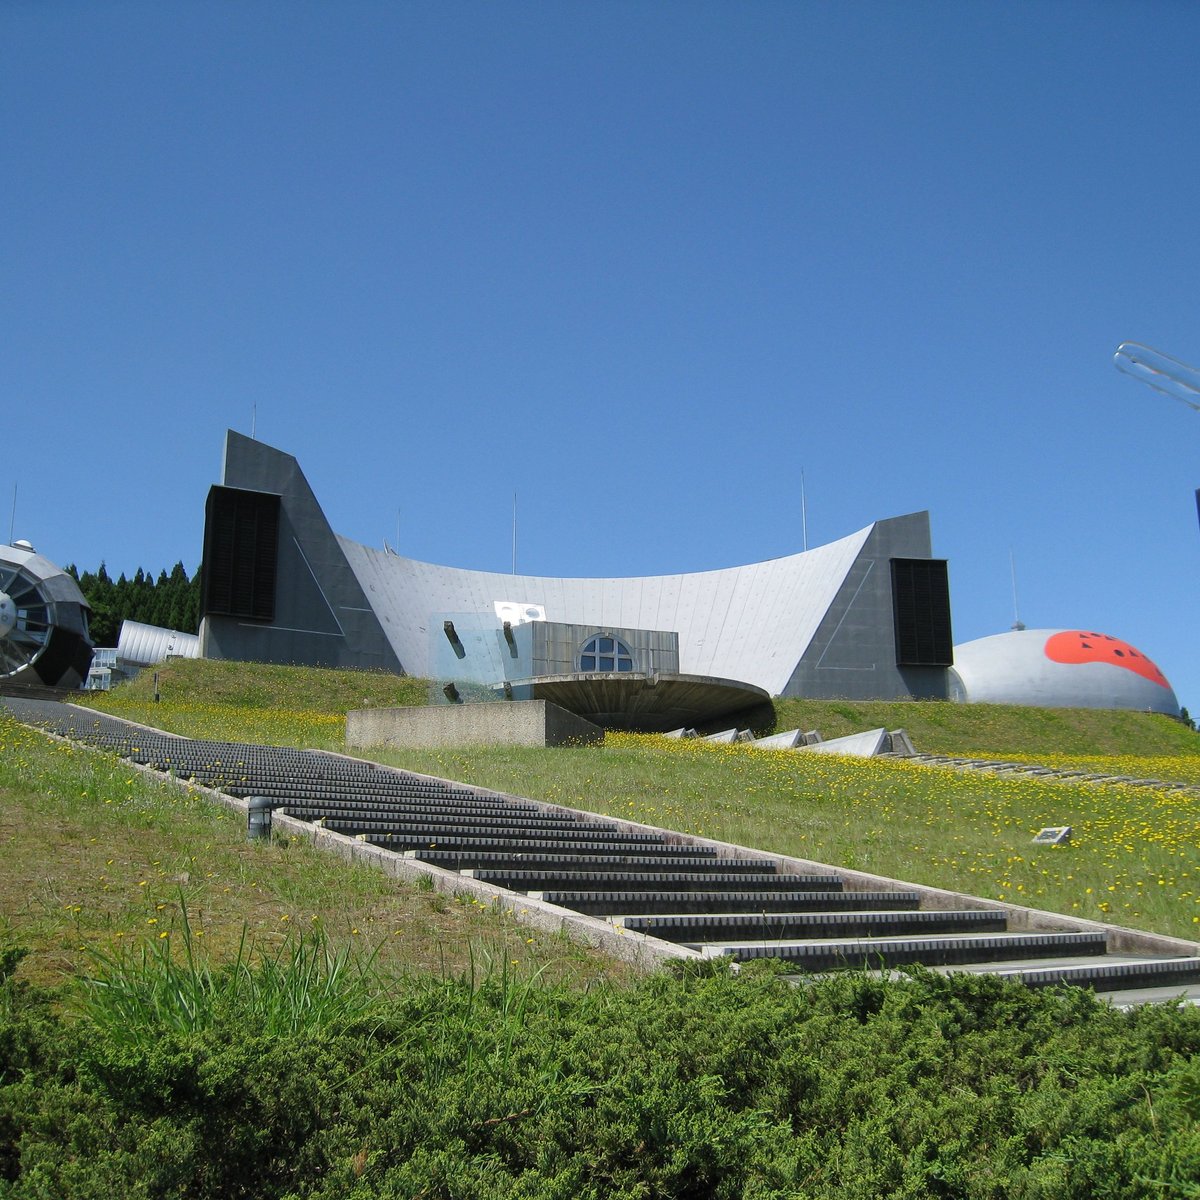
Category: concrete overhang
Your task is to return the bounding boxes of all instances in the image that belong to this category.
[503,671,772,733]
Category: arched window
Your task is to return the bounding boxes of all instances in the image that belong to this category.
[578,634,635,673]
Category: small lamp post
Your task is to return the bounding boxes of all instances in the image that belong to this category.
[247,796,275,841]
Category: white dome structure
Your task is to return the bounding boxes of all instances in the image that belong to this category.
[949,628,1180,716]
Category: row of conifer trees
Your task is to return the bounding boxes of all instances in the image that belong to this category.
[65,562,202,648]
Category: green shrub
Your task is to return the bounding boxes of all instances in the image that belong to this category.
[4,964,1200,1197]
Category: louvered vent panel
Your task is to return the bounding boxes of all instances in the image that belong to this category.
[891,558,953,667]
[201,486,280,621]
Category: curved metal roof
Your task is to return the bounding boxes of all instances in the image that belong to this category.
[337,525,873,697]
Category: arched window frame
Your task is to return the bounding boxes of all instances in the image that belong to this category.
[578,633,635,673]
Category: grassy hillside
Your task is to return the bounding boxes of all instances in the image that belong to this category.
[7,666,1199,1197]
[0,712,626,991]
[81,657,1200,757]
[62,659,1200,945]
[774,695,1198,756]
[115,657,430,713]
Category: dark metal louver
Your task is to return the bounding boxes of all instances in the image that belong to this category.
[891,558,953,667]
[201,486,280,622]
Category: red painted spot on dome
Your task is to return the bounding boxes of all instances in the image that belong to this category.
[1044,631,1169,688]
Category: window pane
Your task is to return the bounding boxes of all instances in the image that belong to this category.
[617,658,633,671]
[580,655,595,670]
[598,656,614,671]
[598,637,614,653]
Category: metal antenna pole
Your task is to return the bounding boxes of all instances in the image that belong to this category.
[512,492,517,575]
[1009,549,1024,631]
[8,483,15,544]
[800,468,808,551]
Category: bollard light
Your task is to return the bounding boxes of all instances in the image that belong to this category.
[247,795,275,841]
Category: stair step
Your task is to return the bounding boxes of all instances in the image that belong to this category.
[711,930,1108,970]
[615,908,1007,942]
[474,870,834,893]
[533,889,907,917]
[300,813,604,837]
[406,850,770,873]
[255,791,537,811]
[942,953,1200,994]
[365,833,703,856]
[231,783,495,803]
[277,801,554,824]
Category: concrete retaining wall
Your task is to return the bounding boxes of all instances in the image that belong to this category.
[346,700,603,750]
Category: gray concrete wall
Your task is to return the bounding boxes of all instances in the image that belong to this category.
[783,512,951,700]
[347,699,604,749]
[199,432,402,673]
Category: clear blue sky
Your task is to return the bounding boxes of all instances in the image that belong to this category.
[6,2,1200,710]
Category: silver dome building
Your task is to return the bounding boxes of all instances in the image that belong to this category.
[949,628,1179,716]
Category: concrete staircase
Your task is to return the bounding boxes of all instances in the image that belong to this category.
[899,752,1198,792]
[6,696,1200,1005]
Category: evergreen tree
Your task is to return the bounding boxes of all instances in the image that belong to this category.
[72,561,203,644]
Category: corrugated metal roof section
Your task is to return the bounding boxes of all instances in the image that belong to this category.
[116,620,202,667]
[337,526,873,694]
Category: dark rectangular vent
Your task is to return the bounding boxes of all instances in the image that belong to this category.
[201,486,280,622]
[891,558,953,667]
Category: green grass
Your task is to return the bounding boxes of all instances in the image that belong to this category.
[115,657,431,713]
[74,901,384,1046]
[359,735,1200,941]
[772,695,1200,756]
[74,658,429,749]
[81,656,1200,756]
[0,713,625,991]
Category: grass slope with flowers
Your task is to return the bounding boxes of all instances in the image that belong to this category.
[1,660,1199,1197]
[76,658,1200,941]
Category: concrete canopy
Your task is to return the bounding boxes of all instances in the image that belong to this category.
[511,672,772,733]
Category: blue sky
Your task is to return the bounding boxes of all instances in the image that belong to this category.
[5,2,1200,710]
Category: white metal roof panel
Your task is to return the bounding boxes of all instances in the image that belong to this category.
[337,523,873,694]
